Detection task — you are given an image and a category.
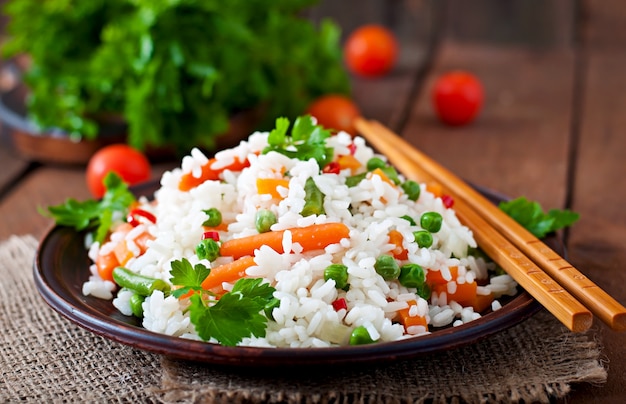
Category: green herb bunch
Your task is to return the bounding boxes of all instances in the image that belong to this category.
[2,0,350,154]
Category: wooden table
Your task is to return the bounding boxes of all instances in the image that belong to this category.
[1,1,624,402]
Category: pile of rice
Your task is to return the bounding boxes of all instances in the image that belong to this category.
[82,130,518,348]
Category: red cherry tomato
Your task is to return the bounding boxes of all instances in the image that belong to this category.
[306,94,361,135]
[344,24,398,78]
[432,71,484,126]
[86,144,151,198]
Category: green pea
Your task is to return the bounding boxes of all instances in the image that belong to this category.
[349,325,375,345]
[202,208,222,227]
[255,209,277,233]
[112,267,170,296]
[398,263,425,288]
[420,211,443,233]
[324,264,349,290]
[196,238,220,261]
[374,255,400,281]
[401,180,421,201]
[400,215,416,226]
[366,157,386,171]
[129,293,145,317]
[413,230,433,248]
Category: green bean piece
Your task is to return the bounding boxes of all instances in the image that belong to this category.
[349,325,375,345]
[202,208,222,227]
[196,238,220,261]
[413,230,433,248]
[324,264,350,290]
[420,211,443,233]
[264,297,280,321]
[345,172,367,187]
[129,293,145,317]
[112,266,171,296]
[374,255,400,280]
[398,263,426,288]
[401,180,421,201]
[255,209,277,233]
[301,177,325,217]
[400,215,416,226]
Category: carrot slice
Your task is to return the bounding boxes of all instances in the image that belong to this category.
[388,229,408,260]
[219,222,350,259]
[471,291,495,312]
[96,251,120,282]
[201,256,257,290]
[397,300,428,331]
[426,266,459,285]
[179,156,250,191]
[433,280,478,307]
[426,181,443,197]
[256,177,290,199]
[369,167,395,186]
[337,154,362,174]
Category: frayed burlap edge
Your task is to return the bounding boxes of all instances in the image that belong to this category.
[0,235,608,403]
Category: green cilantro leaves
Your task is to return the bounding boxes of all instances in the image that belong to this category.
[263,115,334,168]
[41,172,135,244]
[499,197,580,238]
[169,259,276,346]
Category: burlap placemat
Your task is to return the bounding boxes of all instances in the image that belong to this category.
[0,235,607,403]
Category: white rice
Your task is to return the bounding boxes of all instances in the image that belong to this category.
[82,129,519,347]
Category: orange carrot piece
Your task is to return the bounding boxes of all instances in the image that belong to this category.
[201,256,257,290]
[426,266,459,285]
[113,240,134,267]
[203,222,230,232]
[426,181,443,197]
[369,167,395,186]
[219,222,350,259]
[256,177,290,199]
[397,300,428,331]
[471,291,495,312]
[337,154,362,174]
[96,251,120,282]
[388,229,408,260]
[433,280,478,307]
[179,156,250,191]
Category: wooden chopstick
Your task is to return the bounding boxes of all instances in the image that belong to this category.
[355,117,626,332]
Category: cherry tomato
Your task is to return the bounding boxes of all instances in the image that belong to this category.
[86,144,151,198]
[344,24,398,78]
[432,71,484,126]
[306,94,361,135]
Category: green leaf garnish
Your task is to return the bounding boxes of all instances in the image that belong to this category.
[499,197,580,238]
[169,258,211,299]
[40,172,136,244]
[187,278,276,346]
[263,115,334,168]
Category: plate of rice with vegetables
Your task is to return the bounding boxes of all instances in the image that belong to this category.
[35,115,558,366]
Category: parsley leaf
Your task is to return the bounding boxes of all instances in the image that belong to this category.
[40,172,136,244]
[263,115,334,168]
[169,258,211,299]
[188,278,275,346]
[499,197,580,238]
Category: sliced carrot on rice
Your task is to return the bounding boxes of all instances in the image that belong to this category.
[256,177,290,199]
[388,229,408,260]
[397,300,428,332]
[200,255,257,290]
[426,266,459,285]
[219,222,350,259]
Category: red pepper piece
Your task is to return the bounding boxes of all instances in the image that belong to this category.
[332,297,348,311]
[127,208,157,227]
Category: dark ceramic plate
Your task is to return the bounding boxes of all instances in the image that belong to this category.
[34,182,555,367]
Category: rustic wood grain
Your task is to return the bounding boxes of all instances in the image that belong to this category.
[400,42,574,210]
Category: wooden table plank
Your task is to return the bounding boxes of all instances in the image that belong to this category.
[400,42,574,209]
[565,49,626,402]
